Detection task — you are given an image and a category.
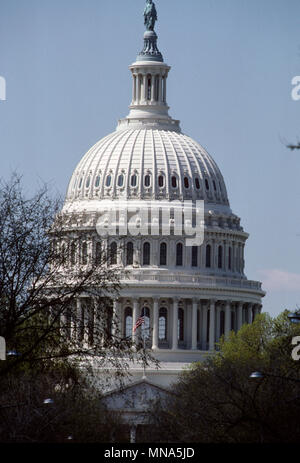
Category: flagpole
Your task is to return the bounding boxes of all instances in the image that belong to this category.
[142,327,147,380]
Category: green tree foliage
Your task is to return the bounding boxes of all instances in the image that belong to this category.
[150,312,300,443]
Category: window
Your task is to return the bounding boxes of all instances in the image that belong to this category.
[117,174,124,187]
[141,307,150,339]
[159,307,167,340]
[131,174,137,187]
[144,175,151,187]
[195,177,201,190]
[82,242,88,265]
[110,242,117,265]
[178,308,184,341]
[184,177,189,189]
[218,246,223,269]
[158,175,164,188]
[231,311,235,331]
[206,244,211,268]
[228,247,232,270]
[176,243,183,266]
[95,176,101,188]
[71,242,76,265]
[147,76,151,100]
[160,243,167,266]
[96,242,102,264]
[205,179,210,191]
[126,242,134,266]
[213,180,217,191]
[220,310,225,337]
[192,246,198,267]
[106,175,112,187]
[78,178,83,189]
[155,75,159,101]
[125,307,133,338]
[143,242,151,266]
[171,176,177,188]
[86,176,91,188]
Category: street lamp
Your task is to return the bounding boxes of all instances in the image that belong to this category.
[249,371,264,380]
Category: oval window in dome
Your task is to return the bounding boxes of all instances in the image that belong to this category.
[131,174,137,187]
[205,179,210,191]
[95,176,101,188]
[78,177,83,190]
[213,180,217,191]
[171,176,177,189]
[184,177,189,189]
[195,177,201,190]
[86,176,91,188]
[144,175,151,188]
[106,175,112,187]
[158,175,164,188]
[118,174,124,187]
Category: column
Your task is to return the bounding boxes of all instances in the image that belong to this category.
[158,75,162,103]
[152,297,159,350]
[237,302,243,331]
[191,299,198,350]
[142,74,147,102]
[132,298,139,343]
[209,299,216,351]
[247,304,253,324]
[225,300,231,339]
[172,298,179,350]
[163,75,167,103]
[151,75,155,103]
[76,298,82,342]
[112,299,119,338]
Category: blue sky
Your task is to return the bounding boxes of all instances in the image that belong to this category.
[0,0,300,317]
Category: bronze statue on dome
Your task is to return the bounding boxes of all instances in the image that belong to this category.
[144,0,157,31]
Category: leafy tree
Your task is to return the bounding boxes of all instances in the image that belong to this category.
[150,312,300,443]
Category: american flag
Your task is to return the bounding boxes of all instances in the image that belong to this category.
[133,316,145,333]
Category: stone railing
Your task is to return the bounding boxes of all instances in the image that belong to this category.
[120,271,262,291]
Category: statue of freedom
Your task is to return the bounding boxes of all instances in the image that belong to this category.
[144,0,157,31]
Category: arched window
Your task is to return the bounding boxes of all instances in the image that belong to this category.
[220,310,225,337]
[206,244,211,268]
[192,246,198,267]
[117,174,124,187]
[96,242,102,265]
[159,307,167,341]
[178,308,184,342]
[106,175,112,187]
[184,177,189,189]
[176,243,183,266]
[218,245,223,269]
[86,176,91,188]
[141,307,150,339]
[171,176,177,188]
[70,242,76,266]
[126,242,134,266]
[110,242,117,265]
[195,177,201,190]
[78,178,83,190]
[205,179,210,191]
[125,307,133,338]
[158,175,164,188]
[143,242,151,266]
[95,175,101,188]
[131,174,137,187]
[228,246,232,270]
[82,242,88,265]
[160,243,167,266]
[144,175,151,188]
[213,180,217,191]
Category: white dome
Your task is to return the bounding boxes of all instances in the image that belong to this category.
[65,128,229,207]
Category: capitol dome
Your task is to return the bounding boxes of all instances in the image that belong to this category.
[60,5,265,391]
[66,129,230,210]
